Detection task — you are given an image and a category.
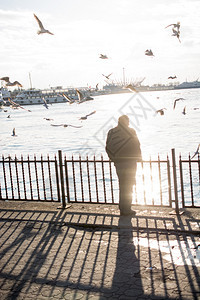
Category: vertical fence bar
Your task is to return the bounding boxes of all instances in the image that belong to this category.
[94,155,99,203]
[21,155,27,200]
[64,155,70,203]
[171,148,179,214]
[109,160,114,204]
[150,157,154,205]
[55,154,61,203]
[167,155,172,207]
[141,160,146,204]
[58,150,66,208]
[101,155,106,203]
[34,154,40,200]
[2,155,8,199]
[86,156,92,203]
[41,154,47,201]
[72,155,77,202]
[79,155,84,202]
[179,154,185,208]
[47,155,53,200]
[188,153,194,207]
[27,155,33,200]
[8,157,14,200]
[158,154,163,206]
[15,155,20,200]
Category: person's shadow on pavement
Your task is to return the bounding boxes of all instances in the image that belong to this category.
[111,216,144,298]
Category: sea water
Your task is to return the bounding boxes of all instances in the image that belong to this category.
[1,88,200,205]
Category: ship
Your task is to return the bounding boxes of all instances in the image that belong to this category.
[0,86,94,106]
[174,79,200,89]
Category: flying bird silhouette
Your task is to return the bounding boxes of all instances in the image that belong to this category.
[182,106,186,115]
[145,49,154,56]
[168,76,177,79]
[0,77,23,87]
[43,118,54,121]
[79,111,96,120]
[172,28,181,43]
[124,84,138,93]
[60,93,76,104]
[76,89,93,104]
[42,97,49,109]
[165,21,180,30]
[8,98,31,112]
[51,124,82,128]
[173,98,185,110]
[33,13,54,35]
[191,144,200,159]
[102,73,112,80]
[99,54,108,59]
[12,128,16,136]
[156,108,167,115]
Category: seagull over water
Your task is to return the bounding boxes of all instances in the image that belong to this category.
[79,111,96,120]
[51,124,82,128]
[124,84,138,93]
[0,77,23,87]
[168,75,177,79]
[156,108,167,115]
[191,144,200,159]
[33,13,54,35]
[99,54,108,59]
[145,49,154,56]
[102,73,112,80]
[173,98,185,110]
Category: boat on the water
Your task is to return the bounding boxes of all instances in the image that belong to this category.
[0,87,94,106]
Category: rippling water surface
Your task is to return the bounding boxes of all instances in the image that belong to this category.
[1,88,200,159]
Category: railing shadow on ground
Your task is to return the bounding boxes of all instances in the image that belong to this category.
[0,209,199,299]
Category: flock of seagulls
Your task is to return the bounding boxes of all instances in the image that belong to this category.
[1,15,199,160]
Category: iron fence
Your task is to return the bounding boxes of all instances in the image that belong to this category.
[0,149,199,213]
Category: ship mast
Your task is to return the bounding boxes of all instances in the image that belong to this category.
[29,72,33,89]
[123,68,125,86]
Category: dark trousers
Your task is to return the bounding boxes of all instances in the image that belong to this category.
[115,161,137,214]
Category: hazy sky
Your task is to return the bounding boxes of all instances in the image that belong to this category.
[0,0,200,89]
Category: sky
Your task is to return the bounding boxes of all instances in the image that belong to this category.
[0,0,200,90]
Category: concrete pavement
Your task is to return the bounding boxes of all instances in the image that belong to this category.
[0,201,200,300]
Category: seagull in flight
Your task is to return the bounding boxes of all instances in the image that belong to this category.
[33,13,54,35]
[51,124,82,128]
[79,111,96,120]
[173,98,185,110]
[182,106,186,115]
[156,108,167,115]
[8,98,31,112]
[165,21,180,30]
[145,49,154,56]
[95,83,99,91]
[42,97,49,109]
[60,93,76,104]
[43,118,54,121]
[0,77,23,87]
[172,28,181,43]
[124,84,138,93]
[102,73,112,80]
[99,54,108,59]
[12,128,16,136]
[191,144,200,159]
[76,89,93,104]
[168,75,177,79]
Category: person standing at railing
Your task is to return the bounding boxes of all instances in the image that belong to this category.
[105,115,142,216]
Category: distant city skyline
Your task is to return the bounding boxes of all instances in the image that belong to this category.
[0,0,200,89]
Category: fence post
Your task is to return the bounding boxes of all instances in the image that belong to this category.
[171,148,179,214]
[58,150,66,208]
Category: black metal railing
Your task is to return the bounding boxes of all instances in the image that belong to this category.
[0,149,200,213]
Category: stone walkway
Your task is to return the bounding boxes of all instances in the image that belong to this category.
[0,201,200,300]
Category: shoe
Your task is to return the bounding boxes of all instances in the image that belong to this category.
[120,209,136,217]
